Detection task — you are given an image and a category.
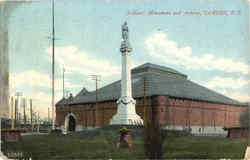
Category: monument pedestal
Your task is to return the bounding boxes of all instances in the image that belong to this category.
[110,114,143,125]
[110,97,143,125]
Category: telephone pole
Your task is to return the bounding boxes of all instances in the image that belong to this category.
[30,99,33,132]
[143,78,148,125]
[14,98,17,128]
[15,92,22,128]
[63,66,65,98]
[90,75,101,127]
[37,112,40,132]
[51,0,55,130]
[10,96,14,129]
[22,97,27,128]
[48,107,50,123]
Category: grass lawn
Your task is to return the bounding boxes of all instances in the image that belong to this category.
[2,130,248,159]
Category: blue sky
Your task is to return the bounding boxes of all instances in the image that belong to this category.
[7,0,249,117]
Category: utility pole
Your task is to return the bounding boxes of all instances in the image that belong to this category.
[22,97,27,128]
[48,107,50,123]
[143,78,147,125]
[30,99,33,132]
[48,0,60,130]
[10,96,14,129]
[63,66,65,99]
[37,112,40,132]
[34,112,36,132]
[90,75,101,127]
[14,98,17,128]
[51,0,56,130]
[15,92,22,128]
[18,113,21,124]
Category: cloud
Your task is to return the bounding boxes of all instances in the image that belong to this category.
[9,70,82,118]
[9,89,65,119]
[10,71,50,89]
[25,91,51,117]
[9,91,53,119]
[47,46,121,78]
[10,70,81,90]
[24,91,63,119]
[145,32,249,75]
[245,0,250,3]
[227,92,250,102]
[213,88,250,102]
[204,76,250,89]
[201,76,250,102]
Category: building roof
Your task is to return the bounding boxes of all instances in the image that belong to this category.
[57,97,67,105]
[132,63,187,78]
[76,88,89,96]
[56,63,245,106]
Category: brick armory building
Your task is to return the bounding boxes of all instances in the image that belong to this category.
[56,63,247,135]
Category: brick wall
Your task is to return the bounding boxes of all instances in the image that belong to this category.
[56,96,246,128]
[167,98,246,127]
[56,97,153,127]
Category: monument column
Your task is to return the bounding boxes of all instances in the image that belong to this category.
[110,22,143,125]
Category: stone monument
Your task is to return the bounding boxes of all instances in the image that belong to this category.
[110,22,143,125]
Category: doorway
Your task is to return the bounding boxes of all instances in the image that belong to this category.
[68,115,76,132]
[64,113,77,132]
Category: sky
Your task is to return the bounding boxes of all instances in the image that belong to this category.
[5,0,250,118]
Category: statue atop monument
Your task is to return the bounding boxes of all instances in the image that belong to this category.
[120,22,132,53]
[122,21,129,41]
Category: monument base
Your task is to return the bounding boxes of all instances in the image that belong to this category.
[110,114,143,125]
[110,100,143,125]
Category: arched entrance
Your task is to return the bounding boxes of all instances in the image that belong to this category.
[64,113,77,132]
[68,115,76,131]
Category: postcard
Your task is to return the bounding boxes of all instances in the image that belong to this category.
[0,0,249,159]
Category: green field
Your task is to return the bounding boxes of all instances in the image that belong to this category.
[2,130,248,160]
